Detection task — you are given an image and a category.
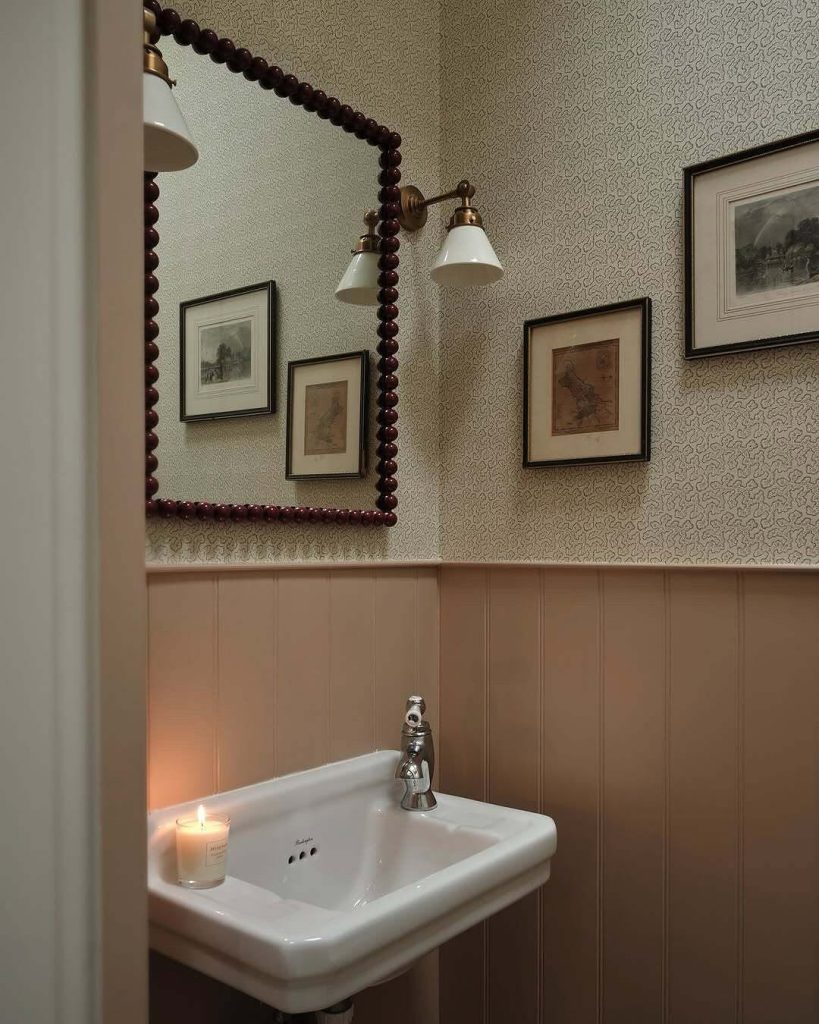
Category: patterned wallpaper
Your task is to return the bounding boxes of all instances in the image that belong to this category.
[439,0,819,565]
[149,0,818,567]
[156,44,378,501]
[146,0,442,563]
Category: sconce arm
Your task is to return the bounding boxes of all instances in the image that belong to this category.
[421,180,476,209]
[398,180,477,232]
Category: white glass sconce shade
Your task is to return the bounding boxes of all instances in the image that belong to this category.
[335,251,380,306]
[430,225,504,287]
[143,73,198,172]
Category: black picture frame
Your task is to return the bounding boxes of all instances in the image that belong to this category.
[684,129,819,359]
[286,351,370,480]
[523,297,651,468]
[179,280,276,422]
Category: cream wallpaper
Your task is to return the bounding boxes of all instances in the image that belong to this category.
[439,0,819,565]
[149,0,818,567]
[147,0,442,563]
[156,44,377,500]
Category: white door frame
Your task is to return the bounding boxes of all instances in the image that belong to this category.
[0,1,146,1021]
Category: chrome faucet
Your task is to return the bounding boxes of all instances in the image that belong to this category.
[395,695,437,811]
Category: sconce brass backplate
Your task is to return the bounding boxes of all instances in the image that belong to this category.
[399,186,428,232]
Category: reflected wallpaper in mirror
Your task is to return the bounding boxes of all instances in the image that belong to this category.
[155,35,378,507]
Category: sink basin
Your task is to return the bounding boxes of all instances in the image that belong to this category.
[148,750,557,1013]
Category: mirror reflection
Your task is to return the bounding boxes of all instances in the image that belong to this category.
[154,36,379,507]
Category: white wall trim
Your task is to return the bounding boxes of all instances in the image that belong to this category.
[146,559,443,574]
[146,558,819,575]
[1,1,97,1020]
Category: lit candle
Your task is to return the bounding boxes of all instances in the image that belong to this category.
[175,804,231,888]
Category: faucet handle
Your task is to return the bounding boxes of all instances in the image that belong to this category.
[405,695,426,727]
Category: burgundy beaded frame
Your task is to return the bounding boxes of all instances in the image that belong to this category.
[144,1,400,528]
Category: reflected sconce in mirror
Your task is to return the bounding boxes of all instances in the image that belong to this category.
[143,1,404,528]
[143,6,198,171]
[335,210,381,306]
[398,179,503,287]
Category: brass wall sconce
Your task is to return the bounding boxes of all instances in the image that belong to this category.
[398,180,504,287]
[143,6,198,171]
[335,210,381,306]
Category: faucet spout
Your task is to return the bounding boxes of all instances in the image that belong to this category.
[395,696,437,811]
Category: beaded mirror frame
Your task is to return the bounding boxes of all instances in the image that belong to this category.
[144,1,401,528]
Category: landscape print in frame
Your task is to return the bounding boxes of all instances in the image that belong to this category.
[180,280,276,422]
[685,129,819,358]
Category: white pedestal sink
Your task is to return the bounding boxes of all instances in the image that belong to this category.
[148,751,557,1014]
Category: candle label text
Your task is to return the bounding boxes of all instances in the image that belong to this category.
[206,839,228,866]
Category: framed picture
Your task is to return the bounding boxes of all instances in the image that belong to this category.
[684,129,819,358]
[286,351,369,480]
[180,280,276,421]
[523,298,651,468]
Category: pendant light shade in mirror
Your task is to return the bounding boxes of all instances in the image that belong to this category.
[143,7,198,172]
[335,211,381,306]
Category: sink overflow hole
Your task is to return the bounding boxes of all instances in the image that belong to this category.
[287,846,318,865]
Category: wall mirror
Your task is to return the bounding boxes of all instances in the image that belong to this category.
[144,2,402,527]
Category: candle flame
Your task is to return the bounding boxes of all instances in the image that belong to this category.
[197,804,206,829]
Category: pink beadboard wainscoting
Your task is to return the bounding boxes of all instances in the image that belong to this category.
[147,565,440,1024]
[148,563,818,1024]
[438,565,819,1024]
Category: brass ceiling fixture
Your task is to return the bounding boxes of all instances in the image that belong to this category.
[398,180,503,286]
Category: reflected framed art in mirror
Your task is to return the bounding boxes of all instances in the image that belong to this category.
[143,1,402,528]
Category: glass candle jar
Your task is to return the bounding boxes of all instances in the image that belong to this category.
[175,805,231,888]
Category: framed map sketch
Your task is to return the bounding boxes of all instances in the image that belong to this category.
[523,298,650,467]
[180,281,276,421]
[685,129,819,357]
[286,351,369,479]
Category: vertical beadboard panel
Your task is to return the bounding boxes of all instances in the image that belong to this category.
[374,570,421,749]
[216,573,277,792]
[438,567,488,800]
[355,953,439,1024]
[275,571,331,775]
[148,574,218,808]
[487,567,542,811]
[742,572,819,1024]
[601,569,666,1021]
[439,567,488,1024]
[417,568,440,739]
[541,568,602,1024]
[329,571,376,762]
[354,579,441,1022]
[667,570,739,1021]
[486,567,541,1024]
[150,953,272,1024]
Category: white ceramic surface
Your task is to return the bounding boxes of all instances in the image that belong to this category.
[143,72,198,172]
[430,224,504,287]
[148,750,557,1013]
[335,251,380,305]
